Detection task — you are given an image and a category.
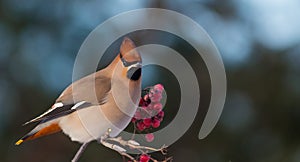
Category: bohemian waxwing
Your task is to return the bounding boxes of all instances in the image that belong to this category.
[16,37,142,156]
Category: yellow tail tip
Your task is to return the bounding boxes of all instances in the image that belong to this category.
[15,140,23,145]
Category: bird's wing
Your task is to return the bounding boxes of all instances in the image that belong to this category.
[23,71,111,125]
[23,101,91,125]
[57,71,111,105]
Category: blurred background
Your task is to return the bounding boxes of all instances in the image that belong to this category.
[1,0,300,162]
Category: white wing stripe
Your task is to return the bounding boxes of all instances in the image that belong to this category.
[40,102,64,116]
[23,101,87,125]
[23,102,64,125]
[71,101,86,110]
[52,102,64,108]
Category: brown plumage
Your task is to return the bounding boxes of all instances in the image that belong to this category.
[16,37,142,145]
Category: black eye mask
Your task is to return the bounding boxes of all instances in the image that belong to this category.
[120,54,140,67]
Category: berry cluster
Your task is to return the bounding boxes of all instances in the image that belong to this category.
[128,84,172,162]
[131,84,165,142]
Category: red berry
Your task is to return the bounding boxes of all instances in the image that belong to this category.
[143,94,149,102]
[152,119,161,128]
[131,118,137,123]
[150,93,162,103]
[137,122,146,131]
[143,118,152,127]
[153,103,162,112]
[145,133,154,142]
[139,98,144,106]
[157,110,164,119]
[154,111,164,122]
[134,110,142,119]
[146,103,154,110]
[139,154,150,162]
[154,84,164,92]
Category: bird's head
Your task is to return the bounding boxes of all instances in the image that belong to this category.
[119,37,142,81]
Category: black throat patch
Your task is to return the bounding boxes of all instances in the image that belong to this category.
[127,67,141,81]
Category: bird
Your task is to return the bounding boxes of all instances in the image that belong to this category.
[15,37,142,160]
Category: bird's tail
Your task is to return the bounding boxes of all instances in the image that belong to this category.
[15,122,61,145]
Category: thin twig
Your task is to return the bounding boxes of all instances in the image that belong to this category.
[131,122,136,140]
[99,129,169,162]
[118,151,137,162]
[106,137,167,153]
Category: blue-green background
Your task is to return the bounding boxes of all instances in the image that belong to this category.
[1,0,300,161]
